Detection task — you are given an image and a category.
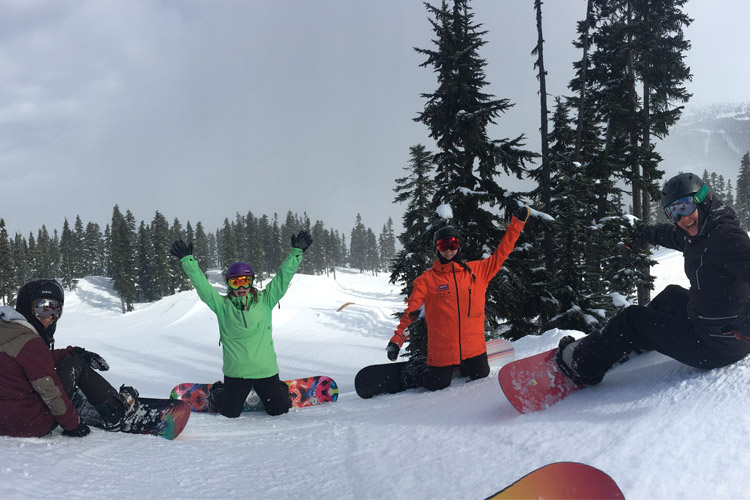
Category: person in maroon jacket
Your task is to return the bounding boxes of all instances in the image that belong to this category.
[0,279,137,438]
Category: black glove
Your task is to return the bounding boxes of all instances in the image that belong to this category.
[514,205,530,222]
[72,347,109,371]
[386,342,400,361]
[62,421,91,438]
[291,231,313,252]
[170,240,193,259]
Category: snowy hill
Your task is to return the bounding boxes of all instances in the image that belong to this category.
[3,250,750,499]
[658,101,750,183]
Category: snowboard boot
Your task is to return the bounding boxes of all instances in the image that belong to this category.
[555,336,604,386]
[208,381,224,413]
[400,361,428,390]
[103,385,141,432]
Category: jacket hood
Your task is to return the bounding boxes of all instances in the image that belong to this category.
[15,279,61,347]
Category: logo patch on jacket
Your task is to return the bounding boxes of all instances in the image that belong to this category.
[437,284,449,291]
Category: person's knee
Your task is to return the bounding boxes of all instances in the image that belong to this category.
[221,407,243,418]
[422,369,452,391]
[468,363,490,380]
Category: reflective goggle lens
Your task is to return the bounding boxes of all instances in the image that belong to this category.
[436,236,460,252]
[664,195,697,223]
[33,298,63,320]
[228,275,254,289]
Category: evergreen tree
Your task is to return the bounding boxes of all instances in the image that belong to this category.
[378,218,397,271]
[390,144,437,359]
[193,222,210,273]
[365,228,379,276]
[309,220,327,275]
[414,0,535,340]
[12,233,31,287]
[219,218,238,271]
[169,218,191,292]
[110,205,137,312]
[73,216,85,278]
[59,218,77,290]
[736,152,750,229]
[268,214,284,271]
[255,215,270,277]
[148,212,171,298]
[83,222,105,276]
[207,232,218,269]
[349,214,368,273]
[136,221,158,301]
[0,220,15,305]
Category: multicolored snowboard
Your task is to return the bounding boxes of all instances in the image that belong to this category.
[355,338,515,399]
[129,398,192,440]
[498,347,583,413]
[170,376,338,413]
[485,462,625,499]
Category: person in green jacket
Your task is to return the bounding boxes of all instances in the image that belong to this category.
[170,230,312,417]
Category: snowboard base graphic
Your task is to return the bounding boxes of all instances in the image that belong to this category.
[130,398,192,440]
[486,462,625,499]
[355,338,514,399]
[498,347,583,413]
[170,376,338,413]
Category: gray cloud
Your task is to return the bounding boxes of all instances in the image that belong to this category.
[1,1,746,238]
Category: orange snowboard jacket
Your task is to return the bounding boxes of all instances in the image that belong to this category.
[391,217,525,367]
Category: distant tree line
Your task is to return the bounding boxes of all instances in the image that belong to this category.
[0,209,396,311]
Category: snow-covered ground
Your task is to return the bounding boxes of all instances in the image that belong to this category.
[3,248,749,499]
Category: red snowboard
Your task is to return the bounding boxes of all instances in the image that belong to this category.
[498,347,583,413]
[486,462,625,499]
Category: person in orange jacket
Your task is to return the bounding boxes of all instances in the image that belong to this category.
[387,206,529,391]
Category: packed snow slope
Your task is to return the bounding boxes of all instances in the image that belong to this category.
[3,248,750,500]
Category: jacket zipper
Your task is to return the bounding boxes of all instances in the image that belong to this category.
[451,263,462,361]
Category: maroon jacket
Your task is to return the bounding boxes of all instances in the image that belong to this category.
[0,307,80,437]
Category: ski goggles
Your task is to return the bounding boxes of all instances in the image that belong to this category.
[436,236,460,252]
[664,195,697,223]
[32,298,63,321]
[227,275,254,289]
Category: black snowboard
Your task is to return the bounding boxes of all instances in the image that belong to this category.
[354,361,416,399]
[355,338,514,399]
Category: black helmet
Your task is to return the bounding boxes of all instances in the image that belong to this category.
[661,173,708,208]
[15,279,64,347]
[433,225,461,244]
[33,281,65,303]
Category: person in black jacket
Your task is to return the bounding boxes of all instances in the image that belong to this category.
[556,173,750,386]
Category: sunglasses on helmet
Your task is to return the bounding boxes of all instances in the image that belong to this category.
[227,275,254,289]
[32,298,63,321]
[436,236,460,252]
[664,195,697,224]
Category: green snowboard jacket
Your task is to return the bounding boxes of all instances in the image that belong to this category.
[180,248,303,379]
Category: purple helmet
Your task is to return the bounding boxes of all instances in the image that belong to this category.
[225,261,254,281]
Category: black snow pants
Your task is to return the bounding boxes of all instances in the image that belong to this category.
[55,350,125,427]
[422,351,490,391]
[572,284,750,382]
[219,374,291,417]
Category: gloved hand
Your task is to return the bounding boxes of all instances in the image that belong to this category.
[291,231,313,252]
[170,240,193,260]
[62,421,91,438]
[514,205,530,222]
[386,342,400,361]
[72,347,109,371]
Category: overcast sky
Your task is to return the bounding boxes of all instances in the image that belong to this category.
[1,0,747,240]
